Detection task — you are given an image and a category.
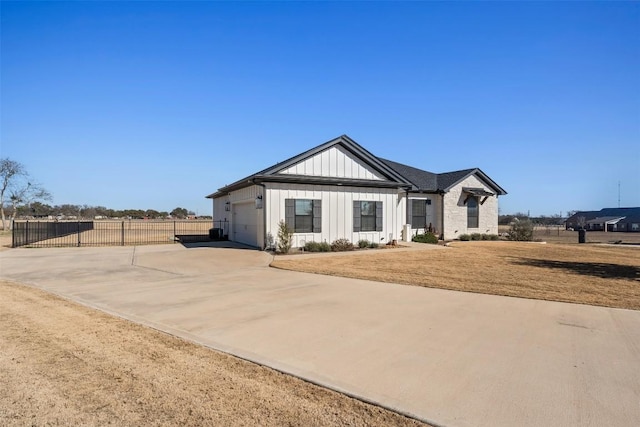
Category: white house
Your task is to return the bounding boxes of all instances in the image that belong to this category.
[207,135,507,248]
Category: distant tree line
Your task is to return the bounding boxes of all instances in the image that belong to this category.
[1,157,211,230]
[499,213,566,226]
[14,202,210,220]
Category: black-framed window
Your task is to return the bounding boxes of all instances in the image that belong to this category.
[353,201,383,232]
[285,199,321,233]
[360,201,376,231]
[295,200,313,232]
[467,196,479,228]
[412,200,427,229]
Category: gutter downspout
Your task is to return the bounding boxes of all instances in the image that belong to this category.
[253,179,268,250]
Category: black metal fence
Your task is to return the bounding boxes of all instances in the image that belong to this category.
[12,220,229,248]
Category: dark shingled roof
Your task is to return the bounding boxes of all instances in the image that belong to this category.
[379,158,482,193]
[207,135,507,198]
[378,158,438,190]
[566,207,640,224]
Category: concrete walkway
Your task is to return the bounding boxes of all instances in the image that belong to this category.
[1,244,639,427]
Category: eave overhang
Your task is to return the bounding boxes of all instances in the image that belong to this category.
[206,175,411,199]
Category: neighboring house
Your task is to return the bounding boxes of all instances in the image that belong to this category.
[565,207,640,232]
[206,135,507,248]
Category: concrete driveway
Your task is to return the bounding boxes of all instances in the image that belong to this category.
[1,244,639,427]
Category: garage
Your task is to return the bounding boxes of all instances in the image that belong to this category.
[232,202,258,247]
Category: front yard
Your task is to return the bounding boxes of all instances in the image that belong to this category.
[271,241,640,310]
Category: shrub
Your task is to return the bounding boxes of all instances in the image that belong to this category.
[304,241,331,252]
[276,220,293,253]
[507,219,534,241]
[412,232,438,244]
[357,239,371,249]
[487,234,499,241]
[459,234,471,241]
[368,242,379,249]
[331,238,354,252]
[470,233,482,241]
[481,233,490,240]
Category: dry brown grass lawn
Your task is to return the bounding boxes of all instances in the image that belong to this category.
[0,231,11,251]
[271,242,640,310]
[0,281,426,427]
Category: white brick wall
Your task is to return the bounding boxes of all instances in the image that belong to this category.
[442,175,500,239]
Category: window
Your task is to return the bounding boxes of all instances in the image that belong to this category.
[295,200,313,232]
[353,201,383,232]
[467,196,479,228]
[285,199,321,233]
[412,200,427,229]
[360,201,376,231]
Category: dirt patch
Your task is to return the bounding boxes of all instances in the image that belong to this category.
[271,242,640,310]
[0,281,427,427]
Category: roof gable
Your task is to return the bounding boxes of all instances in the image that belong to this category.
[206,135,507,198]
[439,168,507,195]
[378,159,507,195]
[207,135,412,198]
[276,144,385,180]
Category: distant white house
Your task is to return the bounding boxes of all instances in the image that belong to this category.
[207,135,507,248]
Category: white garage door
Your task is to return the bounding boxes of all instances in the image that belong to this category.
[232,202,258,247]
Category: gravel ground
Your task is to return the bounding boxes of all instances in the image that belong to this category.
[0,280,427,427]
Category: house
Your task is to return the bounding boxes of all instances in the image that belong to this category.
[206,135,507,248]
[565,207,640,232]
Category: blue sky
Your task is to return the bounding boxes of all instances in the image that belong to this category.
[2,1,638,216]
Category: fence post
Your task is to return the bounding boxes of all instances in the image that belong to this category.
[25,220,29,247]
[121,221,125,246]
[77,220,81,247]
[173,221,176,244]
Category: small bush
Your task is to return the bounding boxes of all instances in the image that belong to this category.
[276,220,293,253]
[412,232,438,244]
[487,234,499,241]
[507,219,534,241]
[459,234,471,241]
[481,233,490,240]
[331,238,354,252]
[368,242,379,249]
[470,233,482,241]
[357,239,371,249]
[304,241,331,252]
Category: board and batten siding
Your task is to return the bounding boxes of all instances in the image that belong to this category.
[441,174,500,239]
[213,185,263,221]
[213,185,264,247]
[278,145,384,180]
[265,182,401,248]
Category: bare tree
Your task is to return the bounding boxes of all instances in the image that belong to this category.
[0,158,52,230]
